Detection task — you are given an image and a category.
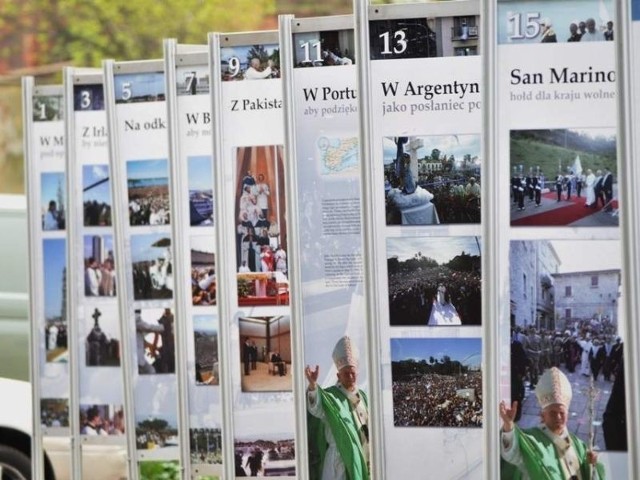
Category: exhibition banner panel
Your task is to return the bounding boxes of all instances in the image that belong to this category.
[23,80,71,479]
[281,13,373,480]
[497,0,629,477]
[164,43,223,480]
[65,68,128,478]
[213,31,297,477]
[104,60,183,478]
[360,1,484,477]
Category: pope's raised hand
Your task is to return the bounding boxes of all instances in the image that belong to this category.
[499,400,518,432]
[305,365,319,391]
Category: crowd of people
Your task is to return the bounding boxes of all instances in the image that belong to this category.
[510,322,624,421]
[539,17,614,43]
[80,406,125,436]
[392,372,483,428]
[128,188,170,226]
[83,199,112,226]
[388,267,481,326]
[41,402,69,428]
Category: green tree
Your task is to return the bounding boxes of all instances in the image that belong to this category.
[0,0,276,67]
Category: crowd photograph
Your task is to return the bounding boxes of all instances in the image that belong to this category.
[188,155,214,227]
[40,398,69,429]
[41,171,66,230]
[84,306,120,367]
[127,159,171,226]
[135,308,175,375]
[191,235,216,306]
[221,44,280,81]
[44,238,67,362]
[387,236,481,326]
[131,233,173,301]
[391,337,482,428]
[383,135,481,225]
[235,145,289,307]
[510,128,618,227]
[79,404,125,436]
[83,164,112,226]
[84,234,116,297]
[193,314,219,386]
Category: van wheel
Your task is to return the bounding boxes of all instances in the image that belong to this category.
[0,445,31,480]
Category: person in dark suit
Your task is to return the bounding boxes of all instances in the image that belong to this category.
[593,170,604,209]
[602,167,614,211]
[532,175,542,206]
[602,344,626,451]
[243,338,251,375]
[555,173,564,202]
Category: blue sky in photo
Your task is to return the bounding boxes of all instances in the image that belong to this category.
[114,72,165,100]
[193,315,217,334]
[41,172,65,210]
[131,233,171,263]
[188,155,214,192]
[390,337,482,368]
[82,164,111,205]
[43,238,66,319]
[387,236,481,264]
[83,234,114,259]
[383,134,481,166]
[126,159,168,180]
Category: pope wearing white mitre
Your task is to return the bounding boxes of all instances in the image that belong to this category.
[500,367,604,479]
[306,336,370,480]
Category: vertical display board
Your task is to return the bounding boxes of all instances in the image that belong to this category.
[280,14,373,480]
[22,80,71,480]
[496,0,629,477]
[64,68,128,478]
[164,42,223,480]
[210,31,297,477]
[104,59,184,479]
[358,1,483,477]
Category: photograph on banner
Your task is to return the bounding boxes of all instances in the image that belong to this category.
[191,236,216,306]
[239,316,291,392]
[135,307,175,375]
[41,171,66,230]
[41,398,69,430]
[234,432,295,477]
[177,67,210,96]
[193,314,218,386]
[139,461,180,480]
[387,236,481,327]
[131,233,173,300]
[33,94,64,121]
[84,233,116,297]
[383,134,481,225]
[391,337,482,428]
[43,238,68,363]
[510,128,618,227]
[190,428,222,466]
[188,155,214,227]
[235,145,289,307]
[635,0,640,20]
[506,240,627,457]
[135,412,179,452]
[220,43,280,81]
[293,29,355,68]
[369,15,480,60]
[79,404,125,436]
[305,334,369,480]
[127,158,170,226]
[74,84,105,111]
[316,136,359,177]
[83,164,112,226]
[83,305,121,367]
[497,0,614,45]
[114,72,165,104]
